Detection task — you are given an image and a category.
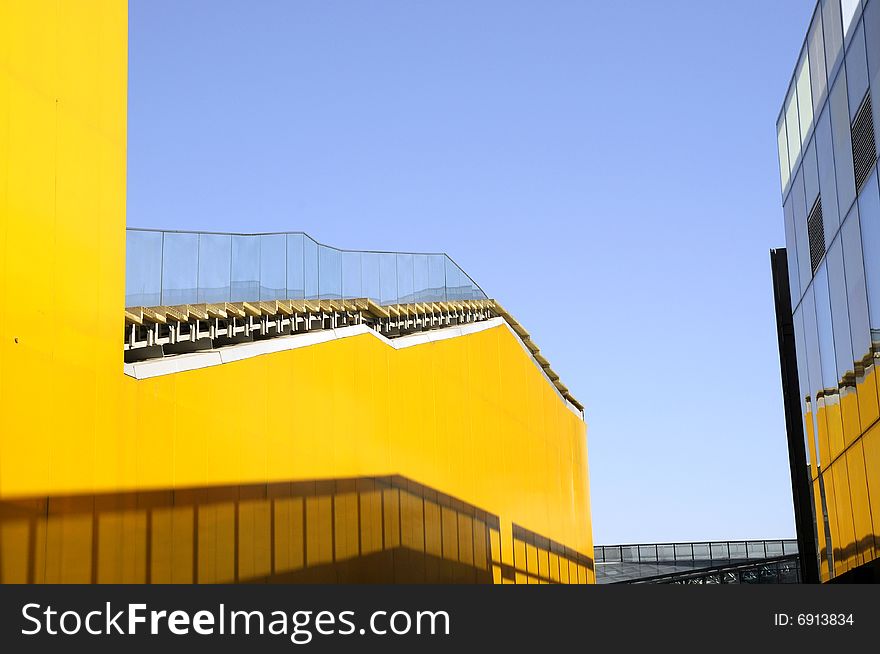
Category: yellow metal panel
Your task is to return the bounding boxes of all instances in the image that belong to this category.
[821,469,840,577]
[862,424,880,563]
[840,387,861,448]
[305,494,333,567]
[845,443,874,565]
[816,402,832,471]
[857,364,880,433]
[813,478,830,581]
[358,485,383,556]
[830,461,856,574]
[334,489,359,562]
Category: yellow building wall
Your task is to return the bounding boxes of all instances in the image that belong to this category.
[0,1,593,583]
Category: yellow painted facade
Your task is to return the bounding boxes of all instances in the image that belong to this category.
[0,1,593,583]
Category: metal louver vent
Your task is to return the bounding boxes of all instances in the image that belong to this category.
[852,92,877,191]
[808,197,824,274]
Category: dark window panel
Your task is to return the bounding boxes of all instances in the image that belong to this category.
[808,197,826,273]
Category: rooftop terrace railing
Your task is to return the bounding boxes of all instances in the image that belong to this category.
[125,229,487,308]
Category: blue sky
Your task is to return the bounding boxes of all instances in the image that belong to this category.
[128,0,816,544]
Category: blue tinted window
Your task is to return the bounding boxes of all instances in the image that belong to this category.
[809,8,828,111]
[814,263,839,390]
[865,0,880,156]
[826,237,854,385]
[830,67,857,217]
[804,139,821,210]
[815,105,841,241]
[792,169,813,291]
[801,286,825,466]
[846,22,869,120]
[858,170,880,332]
[823,0,845,80]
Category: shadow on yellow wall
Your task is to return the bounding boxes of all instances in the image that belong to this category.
[0,475,591,584]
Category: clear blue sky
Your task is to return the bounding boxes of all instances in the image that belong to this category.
[128,0,815,544]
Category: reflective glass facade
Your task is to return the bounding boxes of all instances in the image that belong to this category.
[778,0,880,581]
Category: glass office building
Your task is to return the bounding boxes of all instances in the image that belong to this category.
[775,0,880,582]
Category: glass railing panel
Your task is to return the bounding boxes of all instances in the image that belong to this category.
[259,234,286,301]
[318,245,341,300]
[342,250,362,300]
[162,232,199,306]
[125,230,162,307]
[766,541,784,557]
[603,547,621,563]
[396,253,414,304]
[638,545,657,562]
[412,253,429,302]
[124,229,486,308]
[286,233,305,300]
[231,234,260,302]
[729,542,747,559]
[692,543,710,560]
[674,543,693,561]
[747,542,767,559]
[711,542,730,561]
[303,236,319,300]
[379,252,397,305]
[444,256,461,301]
[197,233,231,303]
[428,254,447,302]
[655,544,673,561]
[361,252,381,304]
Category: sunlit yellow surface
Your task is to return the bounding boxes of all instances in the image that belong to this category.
[0,1,592,583]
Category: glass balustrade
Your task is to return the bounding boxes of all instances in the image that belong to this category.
[125,229,487,308]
